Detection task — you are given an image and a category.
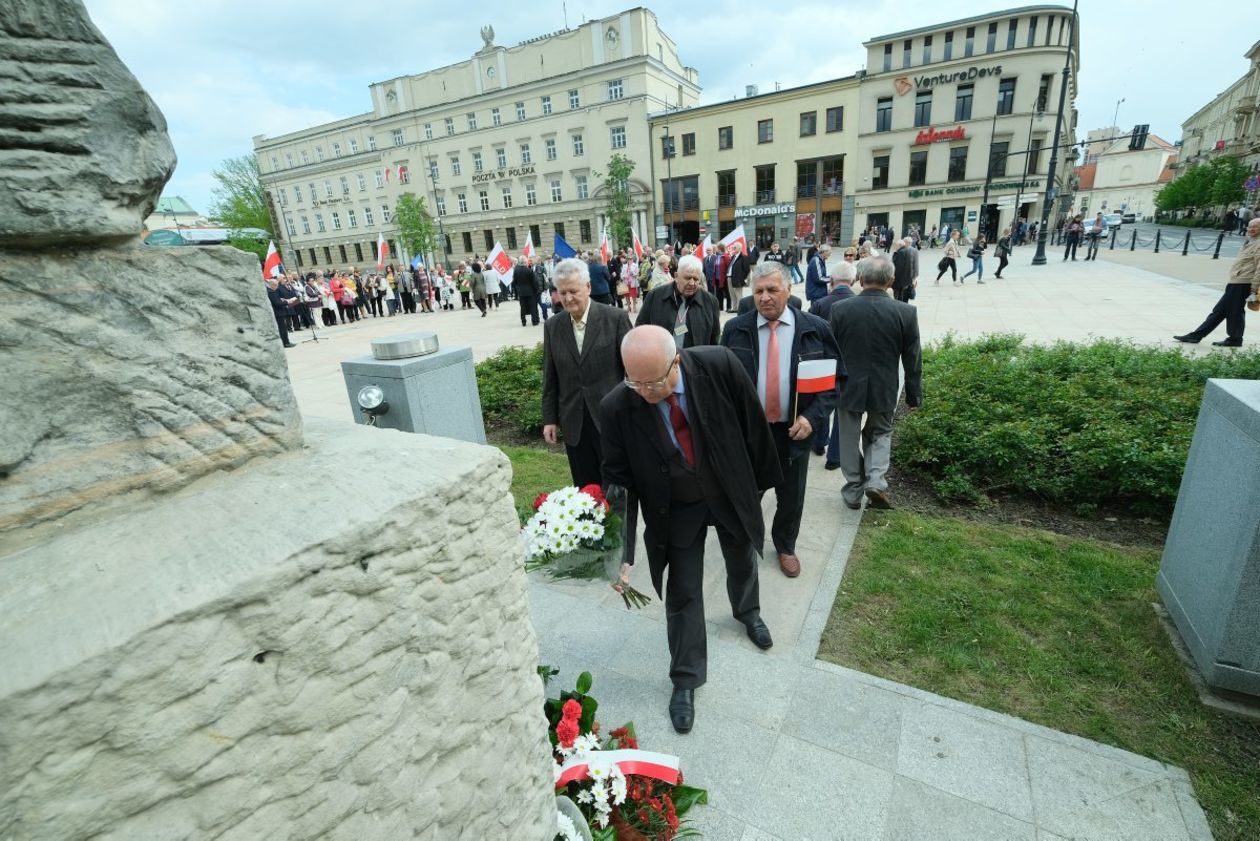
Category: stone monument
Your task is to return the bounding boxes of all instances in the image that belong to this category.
[0,3,555,838]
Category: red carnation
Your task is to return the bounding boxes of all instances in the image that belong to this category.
[556,717,578,748]
[562,699,581,720]
[533,492,549,510]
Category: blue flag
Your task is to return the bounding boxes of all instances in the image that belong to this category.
[410,254,424,270]
[553,233,577,259]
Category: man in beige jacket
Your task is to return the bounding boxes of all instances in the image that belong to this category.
[1174,217,1260,347]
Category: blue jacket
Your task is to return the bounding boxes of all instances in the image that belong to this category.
[587,262,612,296]
[805,254,829,302]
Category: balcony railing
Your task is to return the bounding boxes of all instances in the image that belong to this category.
[797,183,817,198]
[822,180,844,196]
[718,193,736,207]
[755,189,776,204]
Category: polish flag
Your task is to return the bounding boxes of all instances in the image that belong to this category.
[631,229,645,260]
[262,240,283,279]
[383,166,393,182]
[696,235,711,260]
[599,229,611,263]
[522,231,535,260]
[719,223,748,255]
[797,359,839,393]
[555,749,681,789]
[487,241,513,276]
[376,232,389,268]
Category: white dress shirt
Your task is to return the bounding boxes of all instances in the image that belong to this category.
[756,306,794,420]
[572,298,593,354]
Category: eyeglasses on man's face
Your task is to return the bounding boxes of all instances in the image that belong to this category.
[624,358,678,392]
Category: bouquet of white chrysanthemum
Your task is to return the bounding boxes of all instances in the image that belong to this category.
[524,484,650,609]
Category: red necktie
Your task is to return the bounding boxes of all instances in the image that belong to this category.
[666,394,695,467]
[765,320,782,423]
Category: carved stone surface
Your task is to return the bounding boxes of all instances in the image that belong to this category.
[0,244,303,549]
[0,419,556,840]
[0,0,176,244]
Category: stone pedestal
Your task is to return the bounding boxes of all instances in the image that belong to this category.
[341,346,486,444]
[1157,378,1260,698]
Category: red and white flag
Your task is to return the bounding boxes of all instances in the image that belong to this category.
[487,241,513,276]
[376,232,389,269]
[383,166,393,182]
[696,235,711,260]
[797,359,839,394]
[555,749,681,789]
[720,223,748,255]
[632,229,645,260]
[599,229,611,263]
[522,231,535,260]
[262,240,283,279]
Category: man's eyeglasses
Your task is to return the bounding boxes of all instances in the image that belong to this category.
[624,358,678,392]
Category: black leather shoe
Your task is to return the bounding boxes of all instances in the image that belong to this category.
[1212,339,1243,347]
[744,617,773,650]
[865,488,893,509]
[812,446,826,456]
[1172,335,1200,344]
[669,688,694,733]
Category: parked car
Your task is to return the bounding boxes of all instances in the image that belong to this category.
[1121,212,1137,224]
[1104,213,1124,229]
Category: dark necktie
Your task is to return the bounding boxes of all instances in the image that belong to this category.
[666,394,695,467]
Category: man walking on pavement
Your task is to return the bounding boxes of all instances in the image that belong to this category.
[828,255,923,510]
[636,255,721,349]
[1174,216,1260,347]
[512,256,540,326]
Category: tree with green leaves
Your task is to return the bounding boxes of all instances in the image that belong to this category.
[393,193,438,265]
[1157,155,1248,213]
[1208,155,1248,207]
[209,155,271,235]
[597,154,636,251]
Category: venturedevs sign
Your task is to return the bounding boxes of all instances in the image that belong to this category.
[915,64,1003,89]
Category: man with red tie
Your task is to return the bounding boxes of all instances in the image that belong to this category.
[600,325,781,734]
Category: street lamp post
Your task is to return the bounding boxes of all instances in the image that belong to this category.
[1032,0,1078,266]
[663,124,672,246]
[1012,102,1042,239]
[420,142,449,271]
[979,108,1001,242]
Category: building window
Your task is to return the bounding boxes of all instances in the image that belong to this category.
[568,88,580,109]
[324,179,333,198]
[923,34,933,63]
[576,175,588,200]
[682,132,695,155]
[473,151,483,172]
[285,152,293,167]
[451,157,461,176]
[944,31,954,60]
[338,244,347,263]
[1028,139,1043,173]
[996,78,1016,116]
[356,174,366,191]
[445,117,455,135]
[871,154,889,189]
[988,141,1009,177]
[965,26,975,56]
[520,143,532,164]
[316,146,324,161]
[542,95,552,115]
[525,183,537,206]
[908,150,928,186]
[367,135,377,151]
[340,175,349,194]
[948,146,968,182]
[757,118,773,144]
[479,190,490,211]
[717,170,735,206]
[1046,16,1054,45]
[506,228,517,249]
[826,106,844,133]
[467,112,477,132]
[392,128,404,146]
[435,196,445,216]
[579,219,592,242]
[955,84,974,121]
[1037,74,1052,112]
[610,125,626,149]
[914,91,932,127]
[332,143,342,158]
[718,125,733,150]
[661,135,675,158]
[374,170,384,188]
[301,215,310,234]
[1007,19,1018,49]
[349,138,359,154]
[270,155,279,170]
[545,138,557,160]
[530,224,541,246]
[483,230,494,251]
[986,22,997,53]
[457,193,467,213]
[607,79,623,100]
[347,209,358,228]
[295,251,304,267]
[754,164,775,203]
[501,186,512,208]
[381,204,391,223]
[279,187,288,206]
[516,101,526,121]
[875,97,892,132]
[331,211,342,230]
[491,107,501,126]
[294,184,303,202]
[323,246,331,263]
[554,222,565,240]
[572,134,584,156]
[315,213,326,232]
[353,243,363,262]
[423,123,433,140]
[882,43,892,72]
[902,38,912,69]
[822,157,843,193]
[462,231,473,252]
[1027,17,1038,48]
[308,181,315,199]
[496,147,507,168]
[800,111,817,136]
[364,206,374,226]
[550,180,562,202]
[301,150,309,164]
[797,161,816,197]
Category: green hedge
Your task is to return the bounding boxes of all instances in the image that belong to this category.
[476,343,544,438]
[896,335,1260,515]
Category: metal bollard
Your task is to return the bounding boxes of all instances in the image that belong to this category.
[1109,227,1118,250]
[1130,229,1137,251]
[1213,232,1224,260]
[1154,230,1162,253]
[1182,230,1191,256]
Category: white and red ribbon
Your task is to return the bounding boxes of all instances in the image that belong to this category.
[555,749,681,788]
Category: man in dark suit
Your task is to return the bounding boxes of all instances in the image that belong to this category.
[805,243,832,302]
[542,259,630,487]
[721,244,749,311]
[891,240,916,303]
[721,263,842,577]
[828,255,923,509]
[512,256,540,326]
[587,254,614,305]
[602,326,780,733]
[809,260,857,465]
[635,255,721,350]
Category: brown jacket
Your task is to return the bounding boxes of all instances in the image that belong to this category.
[1229,235,1260,291]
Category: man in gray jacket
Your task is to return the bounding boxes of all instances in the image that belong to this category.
[827,255,923,509]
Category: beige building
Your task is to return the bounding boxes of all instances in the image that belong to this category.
[253,9,699,272]
[645,77,861,249]
[1177,40,1260,174]
[1075,132,1176,221]
[855,5,1079,242]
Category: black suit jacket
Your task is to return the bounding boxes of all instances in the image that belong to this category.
[635,284,721,347]
[737,293,801,315]
[541,302,630,446]
[600,346,781,596]
[808,286,854,322]
[828,288,923,412]
[512,265,536,297]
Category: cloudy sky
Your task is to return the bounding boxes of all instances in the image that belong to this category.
[84,0,1252,216]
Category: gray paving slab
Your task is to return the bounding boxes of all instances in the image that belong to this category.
[881,775,1038,841]
[781,665,906,772]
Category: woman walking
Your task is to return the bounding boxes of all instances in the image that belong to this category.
[470,260,488,317]
[621,252,640,314]
[1063,216,1083,261]
[994,228,1012,279]
[936,231,961,284]
[960,236,987,284]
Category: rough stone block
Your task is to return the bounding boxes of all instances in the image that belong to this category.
[0,418,554,840]
[0,244,303,550]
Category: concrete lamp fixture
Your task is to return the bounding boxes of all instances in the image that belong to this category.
[357,385,390,425]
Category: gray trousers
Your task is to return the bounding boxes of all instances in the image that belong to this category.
[837,409,894,506]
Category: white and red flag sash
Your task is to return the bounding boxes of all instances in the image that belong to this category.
[631,229,645,260]
[487,241,513,276]
[695,235,711,260]
[522,231,535,260]
[376,232,389,269]
[719,223,748,255]
[797,358,838,393]
[262,240,282,279]
[599,229,611,263]
[555,749,681,789]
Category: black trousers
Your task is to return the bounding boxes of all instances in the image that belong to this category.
[996,254,1009,276]
[766,423,810,555]
[1187,284,1250,343]
[1063,238,1079,260]
[665,506,760,689]
[271,308,290,346]
[894,285,913,303]
[564,411,603,487]
[936,258,956,281]
[518,294,539,325]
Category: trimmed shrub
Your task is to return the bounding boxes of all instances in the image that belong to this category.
[895,335,1260,515]
[476,343,544,438]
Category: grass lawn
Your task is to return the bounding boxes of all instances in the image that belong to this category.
[499,444,571,522]
[819,511,1260,841]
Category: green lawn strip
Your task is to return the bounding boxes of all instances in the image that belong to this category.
[819,511,1260,841]
[500,444,572,523]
